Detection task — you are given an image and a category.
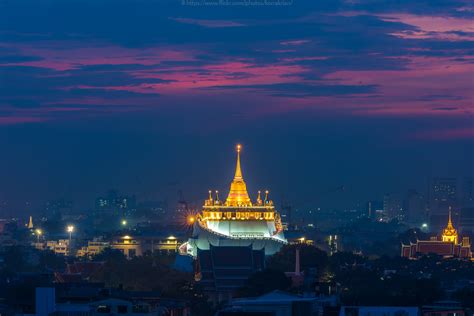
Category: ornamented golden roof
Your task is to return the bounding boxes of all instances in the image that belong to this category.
[442,209,458,237]
[225,144,252,207]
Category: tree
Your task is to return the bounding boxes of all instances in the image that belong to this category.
[267,244,328,275]
[452,287,474,308]
[38,250,66,271]
[92,247,127,263]
[236,269,291,297]
[2,246,29,275]
[329,251,366,269]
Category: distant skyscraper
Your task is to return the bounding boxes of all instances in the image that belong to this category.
[462,177,474,208]
[429,177,457,211]
[383,194,403,221]
[95,190,136,216]
[45,199,73,218]
[429,177,458,231]
[404,190,426,226]
[459,177,474,233]
[366,200,383,220]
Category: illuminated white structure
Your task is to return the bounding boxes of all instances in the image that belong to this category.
[180,145,287,257]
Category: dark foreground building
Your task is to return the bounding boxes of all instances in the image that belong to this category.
[195,245,265,302]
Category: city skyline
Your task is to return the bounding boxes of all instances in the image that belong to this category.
[1,1,474,312]
[0,0,473,212]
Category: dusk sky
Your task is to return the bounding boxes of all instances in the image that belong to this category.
[0,0,473,214]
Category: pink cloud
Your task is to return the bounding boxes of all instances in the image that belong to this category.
[322,56,474,117]
[379,14,474,33]
[3,42,197,71]
[279,56,329,62]
[378,13,474,41]
[0,116,46,125]
[280,39,311,46]
[115,61,308,94]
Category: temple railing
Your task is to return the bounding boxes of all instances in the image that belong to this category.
[196,218,287,244]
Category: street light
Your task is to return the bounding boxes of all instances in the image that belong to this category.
[35,229,42,243]
[121,219,127,226]
[67,225,74,243]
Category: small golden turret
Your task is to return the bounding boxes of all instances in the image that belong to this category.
[205,190,213,206]
[215,190,220,205]
[257,191,263,206]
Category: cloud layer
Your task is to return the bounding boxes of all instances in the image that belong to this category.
[0,0,472,140]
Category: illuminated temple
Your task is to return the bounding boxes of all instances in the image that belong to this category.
[401,210,472,259]
[180,145,287,258]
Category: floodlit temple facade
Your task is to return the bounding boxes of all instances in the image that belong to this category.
[401,210,472,259]
[180,145,287,258]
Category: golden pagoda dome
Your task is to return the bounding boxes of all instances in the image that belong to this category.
[442,209,458,244]
[225,144,252,207]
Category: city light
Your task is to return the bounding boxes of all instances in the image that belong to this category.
[67,225,74,243]
[121,219,127,226]
[35,229,42,243]
[422,223,428,229]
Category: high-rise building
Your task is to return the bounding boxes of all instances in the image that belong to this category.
[428,177,458,231]
[45,199,73,218]
[462,176,474,208]
[383,194,403,221]
[366,200,383,220]
[458,177,473,233]
[404,190,426,226]
[95,190,136,216]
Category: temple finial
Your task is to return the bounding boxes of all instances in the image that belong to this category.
[215,190,220,202]
[234,144,243,180]
[208,190,213,201]
[225,144,252,206]
[448,206,452,225]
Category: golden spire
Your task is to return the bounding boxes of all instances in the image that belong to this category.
[234,144,243,180]
[225,144,252,207]
[27,216,34,229]
[442,207,458,244]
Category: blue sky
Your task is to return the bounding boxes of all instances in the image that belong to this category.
[0,0,472,213]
